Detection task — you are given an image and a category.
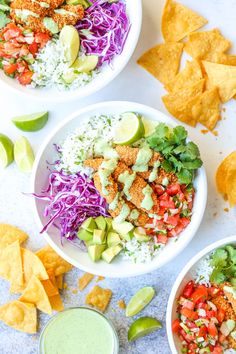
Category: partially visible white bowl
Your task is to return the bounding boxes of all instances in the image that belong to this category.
[0,1,142,102]
[31,101,207,278]
[167,235,236,354]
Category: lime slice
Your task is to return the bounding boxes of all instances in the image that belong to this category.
[126,286,155,317]
[142,118,157,137]
[62,71,77,84]
[12,112,48,132]
[128,317,162,342]
[14,136,35,173]
[0,134,14,168]
[72,55,99,73]
[114,112,145,145]
[59,25,80,66]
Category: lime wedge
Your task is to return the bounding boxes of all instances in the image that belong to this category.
[128,317,162,342]
[0,134,14,168]
[114,112,145,145]
[59,25,80,66]
[126,286,155,317]
[14,136,35,173]
[142,118,157,137]
[72,55,99,73]
[12,112,48,132]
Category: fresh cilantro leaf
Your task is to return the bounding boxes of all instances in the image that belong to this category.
[162,145,174,155]
[210,268,226,284]
[0,0,10,11]
[162,160,173,172]
[169,155,183,171]
[154,122,170,139]
[180,142,200,162]
[177,169,193,184]
[182,159,203,170]
[0,11,10,28]
[173,126,187,144]
[225,245,236,264]
[210,248,228,267]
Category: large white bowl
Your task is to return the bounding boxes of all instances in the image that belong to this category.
[31,101,207,277]
[167,235,236,354]
[0,1,142,102]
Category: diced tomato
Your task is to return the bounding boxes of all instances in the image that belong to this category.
[186,320,198,329]
[166,183,181,196]
[188,342,198,350]
[172,318,181,333]
[178,191,186,202]
[182,281,195,298]
[3,24,22,41]
[153,184,165,196]
[181,298,194,310]
[146,228,155,235]
[166,214,180,226]
[180,308,198,321]
[19,45,29,56]
[34,32,50,48]
[217,308,225,323]
[157,234,168,244]
[218,333,226,344]
[211,345,223,354]
[208,322,218,337]
[198,325,207,337]
[196,302,208,310]
[3,63,17,75]
[168,223,184,237]
[180,329,195,343]
[191,285,208,304]
[206,310,216,318]
[29,41,38,56]
[208,287,220,297]
[18,71,33,85]
[159,194,176,209]
[180,217,190,228]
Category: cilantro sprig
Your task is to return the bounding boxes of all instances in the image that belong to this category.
[0,0,10,29]
[210,245,236,285]
[147,123,203,184]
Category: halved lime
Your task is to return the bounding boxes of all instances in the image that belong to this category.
[128,317,162,342]
[142,118,157,137]
[0,134,14,168]
[14,136,35,173]
[72,55,99,73]
[114,112,145,145]
[59,25,80,66]
[12,112,48,132]
[126,286,155,317]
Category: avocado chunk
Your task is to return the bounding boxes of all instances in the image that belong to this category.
[77,228,93,241]
[102,245,123,263]
[88,244,107,262]
[112,221,134,236]
[85,239,94,247]
[81,217,96,233]
[134,227,150,242]
[107,232,121,248]
[95,216,107,231]
[66,0,91,7]
[120,231,133,242]
[105,218,112,231]
[93,229,106,245]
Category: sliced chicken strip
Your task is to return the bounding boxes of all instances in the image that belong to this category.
[115,146,163,167]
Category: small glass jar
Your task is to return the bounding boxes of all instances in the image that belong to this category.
[39,307,119,354]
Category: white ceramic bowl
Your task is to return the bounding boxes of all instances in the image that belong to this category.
[0,1,142,102]
[31,101,207,277]
[167,235,236,354]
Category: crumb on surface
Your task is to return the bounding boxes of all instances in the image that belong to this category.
[224,207,229,212]
[63,282,68,289]
[72,289,78,294]
[117,299,126,309]
[78,273,94,291]
[96,276,105,283]
[201,129,209,134]
[85,285,112,312]
[213,130,218,136]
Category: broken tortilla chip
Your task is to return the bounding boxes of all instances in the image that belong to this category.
[49,294,64,312]
[0,300,37,334]
[85,285,112,312]
[216,151,236,197]
[162,0,207,42]
[55,274,63,289]
[184,29,231,62]
[21,248,48,288]
[19,275,52,314]
[41,278,59,297]
[203,61,236,102]
[225,169,236,207]
[0,224,28,249]
[46,268,57,288]
[36,245,73,276]
[78,273,94,291]
[214,53,236,66]
[137,42,183,85]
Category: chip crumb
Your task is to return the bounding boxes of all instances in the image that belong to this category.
[117,299,126,309]
[213,212,217,217]
[72,289,78,294]
[213,130,218,136]
[85,285,112,312]
[63,282,68,289]
[222,107,226,112]
[224,207,229,212]
[96,276,105,282]
[78,273,94,291]
[201,129,209,134]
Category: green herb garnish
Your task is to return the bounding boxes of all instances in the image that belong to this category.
[210,245,236,285]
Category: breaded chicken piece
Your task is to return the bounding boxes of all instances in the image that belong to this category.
[153,168,178,184]
[84,158,103,171]
[51,5,84,29]
[10,0,49,17]
[115,146,163,167]
[224,285,236,316]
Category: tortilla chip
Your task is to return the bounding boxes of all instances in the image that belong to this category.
[36,245,73,276]
[162,0,207,42]
[96,276,105,283]
[55,274,63,289]
[78,273,94,291]
[85,285,112,312]
[164,60,202,93]
[216,151,236,195]
[184,29,231,61]
[46,268,57,288]
[203,61,236,102]
[226,169,236,207]
[162,79,205,126]
[41,279,59,297]
[19,275,52,314]
[21,248,48,288]
[0,224,28,249]
[0,300,37,334]
[0,240,23,292]
[49,294,64,312]
[137,42,183,85]
[214,53,236,66]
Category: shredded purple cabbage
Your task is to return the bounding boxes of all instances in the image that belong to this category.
[76,0,130,65]
[33,170,110,241]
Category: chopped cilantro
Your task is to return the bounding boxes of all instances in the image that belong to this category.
[0,10,10,28]
[210,245,236,286]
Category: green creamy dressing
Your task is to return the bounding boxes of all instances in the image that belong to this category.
[118,170,136,201]
[98,159,117,196]
[109,192,119,211]
[114,203,130,224]
[54,8,77,16]
[132,147,153,172]
[15,9,39,21]
[94,140,118,160]
[129,209,140,220]
[32,0,50,7]
[41,308,115,354]
[224,286,236,299]
[43,17,59,33]
[148,160,161,182]
[141,185,154,210]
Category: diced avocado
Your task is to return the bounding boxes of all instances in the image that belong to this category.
[66,0,91,7]
[85,239,94,247]
[120,231,133,242]
[93,229,106,245]
[77,228,93,241]
[112,221,134,236]
[102,245,123,263]
[95,216,107,231]
[88,244,106,262]
[107,232,121,248]
[105,218,112,231]
[134,227,150,242]
[81,217,96,232]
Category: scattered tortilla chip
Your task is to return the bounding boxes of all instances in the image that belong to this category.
[164,60,202,93]
[184,29,231,61]
[0,300,37,334]
[46,268,57,288]
[21,248,48,288]
[137,43,183,85]
[19,275,52,314]
[85,285,112,312]
[78,273,94,291]
[0,224,28,249]
[117,299,126,309]
[216,151,236,197]
[41,279,59,297]
[36,245,73,276]
[49,294,64,312]
[203,61,236,102]
[96,276,105,283]
[0,241,23,293]
[162,0,207,42]
[55,274,63,289]
[214,53,236,66]
[226,169,236,207]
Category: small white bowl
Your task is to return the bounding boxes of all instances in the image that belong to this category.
[0,0,142,102]
[31,101,207,278]
[166,235,236,354]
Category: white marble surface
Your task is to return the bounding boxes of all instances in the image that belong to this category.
[1,0,236,353]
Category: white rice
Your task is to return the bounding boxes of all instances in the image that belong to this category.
[123,238,164,263]
[192,254,213,286]
[225,350,236,354]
